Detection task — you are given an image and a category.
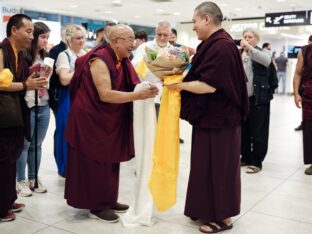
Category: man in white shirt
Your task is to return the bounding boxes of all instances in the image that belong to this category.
[132,21,185,143]
[131,21,173,117]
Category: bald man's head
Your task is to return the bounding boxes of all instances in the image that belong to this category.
[106,24,135,59]
[107,24,134,43]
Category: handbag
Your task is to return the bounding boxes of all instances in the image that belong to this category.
[0,91,24,128]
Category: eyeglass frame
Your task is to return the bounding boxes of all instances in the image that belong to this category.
[115,37,135,45]
[156,33,169,38]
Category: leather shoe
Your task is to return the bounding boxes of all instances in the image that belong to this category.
[11,203,25,213]
[305,165,312,175]
[112,202,129,213]
[294,123,303,131]
[90,209,119,223]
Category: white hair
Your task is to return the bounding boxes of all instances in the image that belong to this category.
[156,21,171,30]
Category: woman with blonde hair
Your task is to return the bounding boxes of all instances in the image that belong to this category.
[54,24,86,177]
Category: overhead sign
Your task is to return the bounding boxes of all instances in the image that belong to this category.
[0,5,21,39]
[265,11,312,27]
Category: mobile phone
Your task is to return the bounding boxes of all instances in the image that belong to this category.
[29,64,41,78]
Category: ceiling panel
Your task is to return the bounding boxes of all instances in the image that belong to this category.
[0,0,311,27]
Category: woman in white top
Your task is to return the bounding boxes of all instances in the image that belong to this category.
[54,24,86,177]
[16,22,51,197]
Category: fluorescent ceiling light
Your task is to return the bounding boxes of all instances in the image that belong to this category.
[281,33,306,40]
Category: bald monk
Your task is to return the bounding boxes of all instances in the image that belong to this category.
[64,24,158,223]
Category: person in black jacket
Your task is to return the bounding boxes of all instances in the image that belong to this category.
[239,28,272,173]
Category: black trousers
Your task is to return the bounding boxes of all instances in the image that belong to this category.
[241,97,270,168]
[0,161,17,217]
[0,127,24,217]
[303,120,312,164]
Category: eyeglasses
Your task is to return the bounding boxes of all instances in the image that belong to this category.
[156,33,169,38]
[116,37,135,45]
[73,36,85,40]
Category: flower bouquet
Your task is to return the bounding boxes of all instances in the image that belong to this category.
[144,46,190,79]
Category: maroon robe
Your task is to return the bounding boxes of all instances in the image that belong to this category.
[0,38,29,217]
[181,29,249,221]
[64,43,140,210]
[301,44,312,164]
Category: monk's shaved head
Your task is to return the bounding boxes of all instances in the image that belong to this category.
[107,24,134,42]
[195,1,223,25]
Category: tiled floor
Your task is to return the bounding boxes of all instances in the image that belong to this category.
[1,95,312,234]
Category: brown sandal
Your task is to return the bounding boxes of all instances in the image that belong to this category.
[246,165,262,174]
[199,222,233,233]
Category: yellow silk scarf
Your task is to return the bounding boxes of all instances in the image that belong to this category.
[135,59,148,78]
[0,68,13,87]
[149,74,183,211]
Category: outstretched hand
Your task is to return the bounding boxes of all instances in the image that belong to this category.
[137,84,158,100]
[162,67,183,76]
[166,83,181,90]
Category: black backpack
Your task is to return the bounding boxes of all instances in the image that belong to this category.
[268,61,278,94]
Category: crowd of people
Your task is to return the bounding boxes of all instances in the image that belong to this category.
[0,1,311,233]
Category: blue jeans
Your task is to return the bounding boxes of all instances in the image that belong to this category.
[277,71,286,94]
[16,105,50,181]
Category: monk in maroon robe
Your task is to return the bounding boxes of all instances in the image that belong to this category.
[64,24,158,223]
[293,42,312,175]
[0,14,48,222]
[167,3,249,233]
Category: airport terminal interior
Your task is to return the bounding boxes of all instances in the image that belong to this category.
[0,0,312,233]
[0,96,311,234]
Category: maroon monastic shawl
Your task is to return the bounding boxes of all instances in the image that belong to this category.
[181,29,249,128]
[0,39,29,82]
[0,38,30,139]
[65,43,140,163]
[302,44,312,120]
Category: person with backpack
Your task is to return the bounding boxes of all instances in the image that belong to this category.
[293,35,312,175]
[48,25,71,115]
[239,28,274,174]
[54,24,86,177]
[48,24,71,175]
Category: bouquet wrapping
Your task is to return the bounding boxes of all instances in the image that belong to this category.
[144,46,190,79]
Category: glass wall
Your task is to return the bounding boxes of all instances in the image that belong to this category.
[23,9,154,41]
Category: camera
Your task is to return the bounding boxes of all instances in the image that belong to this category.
[234,39,241,46]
